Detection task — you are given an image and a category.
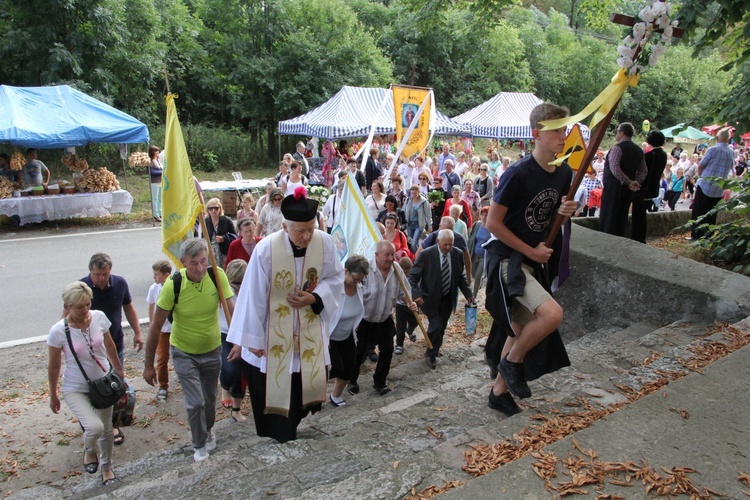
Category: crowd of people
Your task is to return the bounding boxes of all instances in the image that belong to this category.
[46,107,746,484]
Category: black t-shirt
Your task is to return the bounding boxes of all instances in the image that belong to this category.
[490,155,572,250]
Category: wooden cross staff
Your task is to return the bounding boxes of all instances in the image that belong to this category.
[545,4,683,247]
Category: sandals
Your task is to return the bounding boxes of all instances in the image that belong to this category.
[83,453,99,474]
[101,470,118,486]
[221,399,232,409]
[113,428,125,446]
[231,407,245,423]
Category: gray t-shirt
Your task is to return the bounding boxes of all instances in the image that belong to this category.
[22,159,49,186]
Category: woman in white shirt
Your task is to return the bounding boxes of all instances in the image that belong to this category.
[280,161,308,196]
[327,256,369,406]
[48,281,123,486]
[365,180,386,220]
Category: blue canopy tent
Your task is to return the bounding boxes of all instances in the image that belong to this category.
[0,85,149,147]
[278,86,471,139]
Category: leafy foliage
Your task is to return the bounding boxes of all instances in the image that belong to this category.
[683,176,750,275]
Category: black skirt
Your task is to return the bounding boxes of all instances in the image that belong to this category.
[483,251,570,382]
[243,363,322,443]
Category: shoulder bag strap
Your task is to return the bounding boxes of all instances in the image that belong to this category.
[64,320,93,383]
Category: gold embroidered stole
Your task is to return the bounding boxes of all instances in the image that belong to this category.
[266,230,326,416]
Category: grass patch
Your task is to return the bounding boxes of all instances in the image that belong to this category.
[648,231,748,275]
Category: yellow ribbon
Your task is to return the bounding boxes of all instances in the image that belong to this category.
[540,68,640,132]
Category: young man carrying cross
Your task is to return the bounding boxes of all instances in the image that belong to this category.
[482,103,577,416]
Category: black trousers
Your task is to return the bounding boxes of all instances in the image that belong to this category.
[351,318,395,388]
[691,185,722,239]
[425,294,453,360]
[599,179,634,237]
[630,193,650,244]
[395,303,418,347]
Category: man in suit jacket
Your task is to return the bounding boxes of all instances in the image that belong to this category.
[409,229,474,369]
[292,142,310,177]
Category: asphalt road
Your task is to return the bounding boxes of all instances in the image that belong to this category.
[0,226,165,344]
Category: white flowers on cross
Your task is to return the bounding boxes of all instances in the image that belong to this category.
[617,0,679,75]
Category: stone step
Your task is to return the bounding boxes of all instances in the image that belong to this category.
[18,316,724,499]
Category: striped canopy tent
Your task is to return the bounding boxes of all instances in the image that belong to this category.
[454,92,542,139]
[278,86,471,139]
[453,92,590,140]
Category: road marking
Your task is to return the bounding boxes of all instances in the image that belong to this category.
[0,318,150,349]
[0,226,160,244]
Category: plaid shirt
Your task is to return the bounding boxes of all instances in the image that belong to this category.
[697,142,734,198]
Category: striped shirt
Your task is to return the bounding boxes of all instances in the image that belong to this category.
[361,257,409,323]
[696,142,734,198]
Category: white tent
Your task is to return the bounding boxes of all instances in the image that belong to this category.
[278,86,471,139]
[454,92,591,140]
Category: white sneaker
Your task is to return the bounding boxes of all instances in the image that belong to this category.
[193,446,209,462]
[206,429,216,451]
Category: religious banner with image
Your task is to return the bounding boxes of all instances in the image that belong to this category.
[392,84,432,158]
[331,172,380,262]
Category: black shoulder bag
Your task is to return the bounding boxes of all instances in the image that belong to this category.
[64,320,126,410]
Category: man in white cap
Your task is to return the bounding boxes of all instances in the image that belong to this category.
[227,187,343,442]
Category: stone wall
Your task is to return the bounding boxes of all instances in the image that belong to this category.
[556,224,750,340]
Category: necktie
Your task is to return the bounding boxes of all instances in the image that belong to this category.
[441,253,450,296]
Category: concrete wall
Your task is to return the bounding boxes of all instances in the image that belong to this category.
[556,224,750,340]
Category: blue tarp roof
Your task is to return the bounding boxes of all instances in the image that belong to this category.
[0,85,149,148]
[278,86,471,139]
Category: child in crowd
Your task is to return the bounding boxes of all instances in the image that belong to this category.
[581,169,603,217]
[236,193,257,222]
[147,260,172,402]
[394,257,418,355]
[220,260,248,422]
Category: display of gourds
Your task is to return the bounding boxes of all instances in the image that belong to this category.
[128,152,150,168]
[62,153,89,172]
[74,167,120,192]
[0,177,13,198]
[10,152,24,171]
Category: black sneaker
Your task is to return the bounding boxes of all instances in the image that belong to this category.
[347,382,359,395]
[499,355,531,399]
[488,389,522,417]
[367,350,379,363]
[409,333,417,343]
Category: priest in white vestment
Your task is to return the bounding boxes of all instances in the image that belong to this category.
[227,187,344,442]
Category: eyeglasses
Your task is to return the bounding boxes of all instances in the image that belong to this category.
[272,197,283,202]
[208,206,220,211]
[480,168,488,171]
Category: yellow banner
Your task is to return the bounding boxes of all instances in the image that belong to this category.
[393,85,431,157]
[162,93,204,268]
[540,68,639,132]
[551,124,592,171]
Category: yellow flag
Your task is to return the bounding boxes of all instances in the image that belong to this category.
[393,85,431,157]
[161,93,203,268]
[552,124,592,172]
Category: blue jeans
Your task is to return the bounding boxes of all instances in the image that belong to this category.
[407,221,422,253]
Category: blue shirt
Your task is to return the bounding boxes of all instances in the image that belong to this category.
[80,274,132,351]
[474,225,491,258]
[696,142,734,198]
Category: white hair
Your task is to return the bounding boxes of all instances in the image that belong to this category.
[437,229,454,242]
